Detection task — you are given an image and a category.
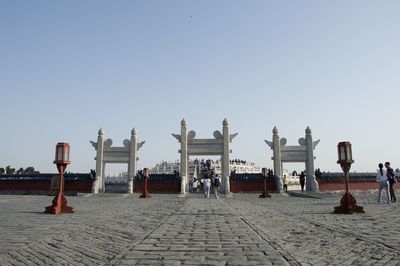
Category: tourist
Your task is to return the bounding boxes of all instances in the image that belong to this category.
[203,177,211,198]
[385,162,397,202]
[376,163,390,204]
[191,178,197,192]
[299,172,306,192]
[212,174,221,199]
[189,177,193,192]
[283,174,289,192]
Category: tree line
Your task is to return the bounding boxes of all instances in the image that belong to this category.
[0,166,40,175]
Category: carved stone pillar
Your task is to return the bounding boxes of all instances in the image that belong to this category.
[128,128,138,194]
[94,128,105,193]
[305,127,319,192]
[272,127,283,193]
[222,119,231,194]
[180,119,188,195]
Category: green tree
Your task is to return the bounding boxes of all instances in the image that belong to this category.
[5,165,16,175]
[396,168,400,174]
[24,166,38,174]
[0,168,4,175]
[16,167,24,174]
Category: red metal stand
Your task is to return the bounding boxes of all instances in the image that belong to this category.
[44,164,74,214]
[140,171,151,198]
[333,163,364,214]
[259,172,271,198]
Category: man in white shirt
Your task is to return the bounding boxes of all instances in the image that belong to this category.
[203,177,211,198]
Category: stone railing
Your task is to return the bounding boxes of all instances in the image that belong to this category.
[105,176,129,184]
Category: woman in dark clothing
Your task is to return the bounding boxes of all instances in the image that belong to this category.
[299,171,306,192]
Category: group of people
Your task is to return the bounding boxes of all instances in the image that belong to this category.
[191,174,221,199]
[282,171,307,192]
[377,161,397,204]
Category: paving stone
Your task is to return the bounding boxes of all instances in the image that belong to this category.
[1,192,400,265]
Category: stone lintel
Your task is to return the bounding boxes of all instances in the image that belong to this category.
[281,159,307,163]
[103,151,130,158]
[281,146,308,152]
[281,152,307,162]
[188,151,223,156]
[188,139,224,145]
[188,143,223,150]
[103,147,130,152]
[103,157,130,163]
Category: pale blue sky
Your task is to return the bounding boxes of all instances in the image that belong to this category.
[1,1,399,174]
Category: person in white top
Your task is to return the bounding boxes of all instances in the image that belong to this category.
[203,177,211,198]
[377,163,391,204]
[192,179,199,192]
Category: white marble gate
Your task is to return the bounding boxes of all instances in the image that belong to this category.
[172,119,237,196]
[90,128,145,193]
[265,127,320,192]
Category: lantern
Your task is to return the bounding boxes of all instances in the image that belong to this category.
[333,141,364,214]
[262,167,267,177]
[337,141,354,165]
[45,142,74,214]
[54,143,71,165]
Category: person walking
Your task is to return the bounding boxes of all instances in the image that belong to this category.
[212,174,221,199]
[385,162,397,202]
[299,171,306,192]
[376,163,390,204]
[283,174,289,192]
[203,177,211,198]
[192,179,199,192]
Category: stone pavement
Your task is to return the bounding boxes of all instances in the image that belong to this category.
[0,191,400,265]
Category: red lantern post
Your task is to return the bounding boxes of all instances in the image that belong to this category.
[44,142,74,214]
[333,141,364,214]
[259,168,271,198]
[140,168,151,198]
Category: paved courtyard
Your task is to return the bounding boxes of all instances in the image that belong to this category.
[0,191,400,265]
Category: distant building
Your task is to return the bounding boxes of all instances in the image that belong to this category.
[150,159,261,177]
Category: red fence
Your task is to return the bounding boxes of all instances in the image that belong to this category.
[317,173,379,191]
[0,174,94,194]
[230,179,275,192]
[134,181,180,193]
[134,174,181,193]
[230,173,276,193]
[319,181,378,191]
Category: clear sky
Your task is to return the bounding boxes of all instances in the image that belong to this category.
[1,1,399,175]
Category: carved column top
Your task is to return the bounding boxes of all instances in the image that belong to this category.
[131,127,137,136]
[98,128,105,136]
[181,118,186,127]
[306,126,312,135]
[223,118,229,126]
[273,126,278,134]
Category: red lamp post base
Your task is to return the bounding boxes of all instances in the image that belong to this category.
[259,192,271,198]
[259,174,271,198]
[140,192,151,198]
[333,192,364,214]
[140,170,151,198]
[44,193,74,214]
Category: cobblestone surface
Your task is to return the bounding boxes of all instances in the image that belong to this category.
[0,191,400,265]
